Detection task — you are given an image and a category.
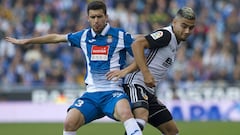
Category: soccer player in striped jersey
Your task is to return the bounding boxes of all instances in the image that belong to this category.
[5,1,142,135]
[107,7,196,135]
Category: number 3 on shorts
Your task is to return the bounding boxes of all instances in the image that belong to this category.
[74,99,84,107]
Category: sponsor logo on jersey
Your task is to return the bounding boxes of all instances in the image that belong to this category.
[162,57,172,68]
[91,45,109,61]
[150,31,163,40]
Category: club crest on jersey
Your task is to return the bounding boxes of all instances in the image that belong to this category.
[107,35,113,44]
[150,31,163,40]
[169,44,176,52]
[91,45,109,61]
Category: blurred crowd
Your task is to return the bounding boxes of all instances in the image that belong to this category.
[0,0,239,89]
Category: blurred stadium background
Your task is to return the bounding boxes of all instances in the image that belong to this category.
[0,0,239,135]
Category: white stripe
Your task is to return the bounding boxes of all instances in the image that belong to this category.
[129,84,137,102]
[81,30,93,85]
[129,84,134,102]
[149,108,167,118]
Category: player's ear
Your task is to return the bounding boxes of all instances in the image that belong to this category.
[86,15,90,22]
[172,18,177,26]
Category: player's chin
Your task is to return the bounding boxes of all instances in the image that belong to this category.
[93,28,100,33]
[94,25,104,32]
[181,36,188,41]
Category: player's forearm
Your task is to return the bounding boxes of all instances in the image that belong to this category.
[123,61,138,74]
[132,41,150,75]
[25,34,67,44]
[136,60,151,76]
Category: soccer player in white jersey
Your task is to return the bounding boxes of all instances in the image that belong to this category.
[107,7,196,135]
[5,1,142,135]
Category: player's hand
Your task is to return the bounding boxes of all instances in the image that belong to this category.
[106,70,126,81]
[5,37,28,45]
[143,72,155,88]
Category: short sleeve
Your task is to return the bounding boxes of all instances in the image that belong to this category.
[145,29,171,48]
[67,31,83,48]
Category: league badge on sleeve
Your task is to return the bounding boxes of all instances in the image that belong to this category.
[150,31,163,40]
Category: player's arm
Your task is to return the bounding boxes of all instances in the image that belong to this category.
[123,61,138,73]
[131,36,155,87]
[5,34,67,46]
[106,33,140,81]
[106,61,138,81]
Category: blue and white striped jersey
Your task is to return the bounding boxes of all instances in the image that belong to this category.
[67,23,134,92]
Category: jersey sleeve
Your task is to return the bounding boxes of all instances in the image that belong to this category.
[145,29,171,48]
[67,31,83,48]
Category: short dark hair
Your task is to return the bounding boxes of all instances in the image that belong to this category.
[87,1,107,15]
[176,7,195,20]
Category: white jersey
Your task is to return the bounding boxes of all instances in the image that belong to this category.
[124,26,182,93]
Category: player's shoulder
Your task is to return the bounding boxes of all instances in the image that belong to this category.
[149,28,171,41]
[110,26,126,33]
[110,27,133,40]
[145,27,172,48]
[70,28,89,36]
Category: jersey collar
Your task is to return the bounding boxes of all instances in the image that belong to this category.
[91,23,110,38]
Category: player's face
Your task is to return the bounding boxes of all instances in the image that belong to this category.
[88,9,108,34]
[172,17,195,41]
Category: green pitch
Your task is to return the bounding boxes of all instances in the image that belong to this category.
[0,121,239,135]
